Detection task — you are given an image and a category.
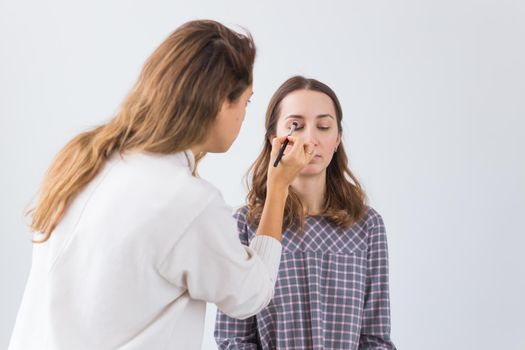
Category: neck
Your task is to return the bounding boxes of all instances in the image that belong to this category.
[190,145,205,159]
[291,171,327,216]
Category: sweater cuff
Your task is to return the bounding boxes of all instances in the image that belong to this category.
[249,235,282,283]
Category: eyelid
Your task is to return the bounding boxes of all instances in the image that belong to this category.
[287,123,330,128]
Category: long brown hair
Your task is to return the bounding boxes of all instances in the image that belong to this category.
[246,76,367,232]
[29,20,256,242]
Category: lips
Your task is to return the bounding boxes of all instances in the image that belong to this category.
[308,155,322,163]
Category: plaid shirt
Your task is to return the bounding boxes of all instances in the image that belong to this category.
[215,206,396,350]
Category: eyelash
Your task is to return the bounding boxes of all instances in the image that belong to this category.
[289,125,331,131]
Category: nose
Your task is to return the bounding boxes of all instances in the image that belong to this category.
[302,127,319,147]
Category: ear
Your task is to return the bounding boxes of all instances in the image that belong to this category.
[336,133,341,148]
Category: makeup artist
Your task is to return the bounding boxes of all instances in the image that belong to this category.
[8,20,314,350]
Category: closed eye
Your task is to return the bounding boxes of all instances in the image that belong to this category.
[287,122,304,129]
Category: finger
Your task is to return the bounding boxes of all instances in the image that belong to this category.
[270,136,288,158]
[284,135,299,145]
[286,136,305,157]
[303,142,316,162]
[271,135,290,148]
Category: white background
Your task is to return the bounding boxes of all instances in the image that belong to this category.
[1,0,524,349]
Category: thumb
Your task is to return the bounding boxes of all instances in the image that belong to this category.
[270,136,288,158]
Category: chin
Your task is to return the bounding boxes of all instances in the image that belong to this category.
[208,143,232,153]
[299,164,325,176]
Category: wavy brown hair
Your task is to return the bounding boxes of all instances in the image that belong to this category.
[29,20,255,242]
[246,76,367,232]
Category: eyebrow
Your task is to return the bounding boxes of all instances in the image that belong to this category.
[284,114,335,120]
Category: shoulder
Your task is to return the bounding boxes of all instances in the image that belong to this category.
[361,206,385,229]
[119,152,220,198]
[359,206,389,247]
[108,152,224,222]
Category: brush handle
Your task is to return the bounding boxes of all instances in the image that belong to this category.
[273,122,298,168]
[273,138,290,167]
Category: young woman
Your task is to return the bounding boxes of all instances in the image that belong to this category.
[215,76,396,349]
[8,21,315,350]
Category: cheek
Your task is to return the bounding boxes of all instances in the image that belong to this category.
[275,124,289,138]
[239,105,249,123]
[320,133,339,150]
[230,108,245,130]
[236,110,246,132]
[225,109,245,143]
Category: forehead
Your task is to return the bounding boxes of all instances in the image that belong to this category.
[278,89,336,120]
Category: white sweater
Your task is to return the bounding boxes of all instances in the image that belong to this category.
[9,150,282,350]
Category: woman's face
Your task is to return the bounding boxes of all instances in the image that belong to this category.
[275,89,341,176]
[207,87,253,153]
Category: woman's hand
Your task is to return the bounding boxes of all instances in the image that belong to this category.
[266,135,315,193]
